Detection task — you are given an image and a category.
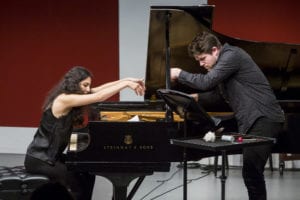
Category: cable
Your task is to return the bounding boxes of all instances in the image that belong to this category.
[149,170,211,200]
[139,167,212,200]
[139,168,181,200]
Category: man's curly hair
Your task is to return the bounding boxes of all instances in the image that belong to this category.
[188,31,222,57]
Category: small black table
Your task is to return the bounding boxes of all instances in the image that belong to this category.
[170,134,275,200]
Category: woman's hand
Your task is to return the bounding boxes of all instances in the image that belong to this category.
[124,77,144,84]
[126,80,146,96]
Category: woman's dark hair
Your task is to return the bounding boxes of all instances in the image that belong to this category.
[43,66,93,126]
[188,31,222,57]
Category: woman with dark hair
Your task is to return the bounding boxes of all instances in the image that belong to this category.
[24,66,145,200]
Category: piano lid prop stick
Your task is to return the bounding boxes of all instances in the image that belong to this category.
[164,11,174,122]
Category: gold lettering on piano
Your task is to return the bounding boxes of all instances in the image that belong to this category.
[139,145,154,150]
[102,134,154,151]
[103,145,154,151]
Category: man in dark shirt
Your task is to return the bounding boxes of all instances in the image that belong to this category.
[171,31,285,200]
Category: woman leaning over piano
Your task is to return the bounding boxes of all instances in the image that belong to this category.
[24,66,145,200]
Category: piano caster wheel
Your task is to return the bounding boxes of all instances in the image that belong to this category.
[279,161,285,176]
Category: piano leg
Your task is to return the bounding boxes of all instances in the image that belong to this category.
[97,172,152,200]
[127,176,146,199]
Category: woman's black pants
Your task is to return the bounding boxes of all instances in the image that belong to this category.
[24,155,95,200]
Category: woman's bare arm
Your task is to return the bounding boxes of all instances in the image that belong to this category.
[52,79,145,117]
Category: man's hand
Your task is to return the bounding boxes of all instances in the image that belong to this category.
[190,93,199,102]
[170,68,182,81]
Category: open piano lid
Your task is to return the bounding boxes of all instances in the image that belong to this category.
[145,5,300,112]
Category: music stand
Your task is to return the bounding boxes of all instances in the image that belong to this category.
[157,88,217,200]
[157,89,217,127]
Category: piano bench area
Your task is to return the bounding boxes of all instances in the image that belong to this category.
[0,166,49,200]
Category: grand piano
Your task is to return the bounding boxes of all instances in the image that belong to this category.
[66,5,300,200]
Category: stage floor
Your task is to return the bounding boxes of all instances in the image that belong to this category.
[1,153,299,200]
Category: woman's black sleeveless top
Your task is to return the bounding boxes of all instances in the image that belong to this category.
[26,109,73,165]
